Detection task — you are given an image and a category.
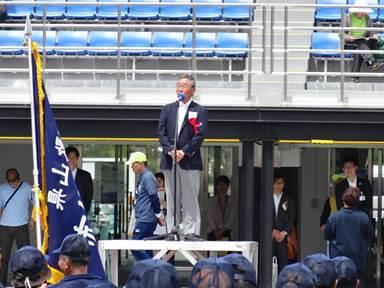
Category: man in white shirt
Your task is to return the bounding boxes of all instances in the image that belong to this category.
[158,74,208,236]
[335,157,373,218]
[272,172,295,272]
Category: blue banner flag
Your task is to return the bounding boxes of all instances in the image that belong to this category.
[31,42,105,282]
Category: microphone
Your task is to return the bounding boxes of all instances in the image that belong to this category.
[177,91,185,102]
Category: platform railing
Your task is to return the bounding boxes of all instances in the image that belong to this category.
[1,2,384,105]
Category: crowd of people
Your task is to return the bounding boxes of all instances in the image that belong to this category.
[277,253,359,288]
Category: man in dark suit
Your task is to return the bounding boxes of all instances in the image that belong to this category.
[65,146,94,214]
[335,157,373,218]
[272,172,295,272]
[158,74,208,236]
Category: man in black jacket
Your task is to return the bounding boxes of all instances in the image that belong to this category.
[65,147,94,214]
[272,172,295,272]
[335,157,373,218]
[158,74,208,236]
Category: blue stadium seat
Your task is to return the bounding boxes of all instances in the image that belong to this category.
[6,0,35,18]
[193,0,222,20]
[310,32,342,58]
[159,0,191,20]
[128,0,159,20]
[216,32,248,57]
[378,0,384,21]
[65,0,97,19]
[0,30,25,55]
[315,0,346,22]
[31,31,56,55]
[88,31,118,56]
[97,0,129,19]
[349,0,378,21]
[56,31,89,55]
[185,32,216,57]
[222,0,253,21]
[34,0,66,19]
[121,31,152,56]
[152,32,184,56]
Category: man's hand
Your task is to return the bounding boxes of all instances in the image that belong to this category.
[28,219,35,230]
[168,150,185,163]
[176,150,185,163]
[272,229,279,240]
[158,216,166,226]
[320,224,326,233]
[214,228,224,240]
[275,231,287,243]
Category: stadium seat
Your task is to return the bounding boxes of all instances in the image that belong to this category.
[88,31,118,56]
[31,31,57,55]
[0,30,25,55]
[56,31,89,55]
[128,0,159,20]
[152,32,184,56]
[348,0,378,21]
[6,0,35,18]
[34,0,66,19]
[193,0,222,21]
[315,0,346,22]
[378,0,384,21]
[65,0,97,19]
[216,32,248,57]
[185,32,216,57]
[121,31,152,56]
[97,0,129,19]
[159,0,191,20]
[310,32,342,58]
[222,0,253,21]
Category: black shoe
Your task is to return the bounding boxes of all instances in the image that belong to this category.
[351,77,360,83]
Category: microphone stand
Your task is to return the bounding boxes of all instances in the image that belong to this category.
[146,92,202,242]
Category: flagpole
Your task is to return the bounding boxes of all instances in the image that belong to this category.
[26,15,42,251]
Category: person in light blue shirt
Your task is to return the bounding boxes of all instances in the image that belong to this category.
[0,168,35,285]
[128,152,165,261]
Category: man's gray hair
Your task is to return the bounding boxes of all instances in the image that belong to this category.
[179,74,196,88]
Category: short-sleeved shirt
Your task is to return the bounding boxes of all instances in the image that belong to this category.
[0,181,33,226]
[135,169,158,223]
[49,273,116,288]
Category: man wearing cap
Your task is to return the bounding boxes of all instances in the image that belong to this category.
[50,234,116,288]
[10,246,50,288]
[189,257,235,288]
[222,253,257,287]
[128,152,165,261]
[332,256,359,288]
[158,74,208,236]
[277,263,317,288]
[125,259,180,288]
[302,253,337,288]
[342,0,383,83]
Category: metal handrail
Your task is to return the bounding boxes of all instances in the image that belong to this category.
[2,2,384,104]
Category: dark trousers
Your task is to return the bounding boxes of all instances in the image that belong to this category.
[0,224,30,285]
[348,38,378,74]
[131,221,157,261]
[272,238,288,273]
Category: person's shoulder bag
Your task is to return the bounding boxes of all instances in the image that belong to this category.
[2,181,23,210]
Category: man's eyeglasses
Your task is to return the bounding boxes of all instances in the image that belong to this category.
[176,84,193,89]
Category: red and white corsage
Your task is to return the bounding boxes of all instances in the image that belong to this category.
[188,117,202,135]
